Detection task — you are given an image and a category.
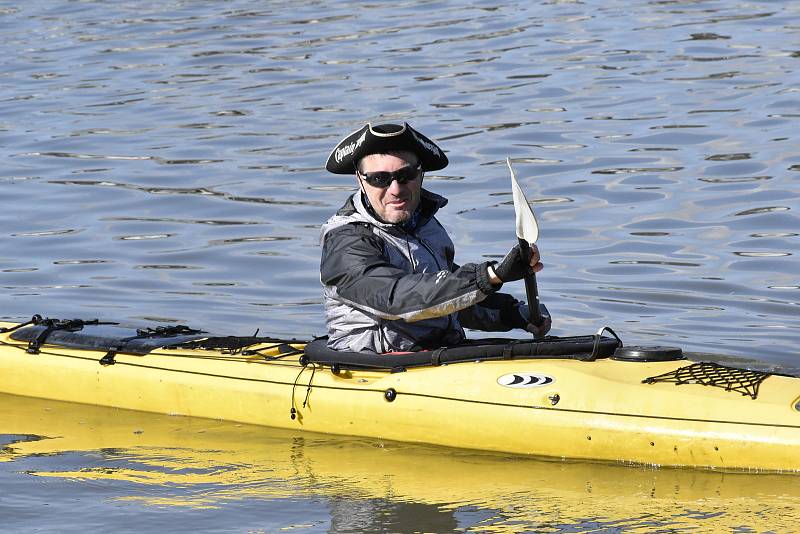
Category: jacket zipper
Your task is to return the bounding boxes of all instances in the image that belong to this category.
[404,229,452,332]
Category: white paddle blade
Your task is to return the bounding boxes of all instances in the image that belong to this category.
[507,158,539,243]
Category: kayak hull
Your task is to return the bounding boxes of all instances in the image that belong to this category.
[1,322,799,472]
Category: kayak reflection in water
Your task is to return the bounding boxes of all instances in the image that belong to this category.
[319,122,552,353]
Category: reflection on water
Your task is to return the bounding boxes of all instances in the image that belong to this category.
[3,394,800,532]
[2,0,800,530]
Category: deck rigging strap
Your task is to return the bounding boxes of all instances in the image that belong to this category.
[9,316,208,359]
[168,336,304,358]
[643,362,772,399]
[96,325,206,365]
[22,317,118,355]
[130,325,203,339]
[102,325,207,365]
[0,314,43,334]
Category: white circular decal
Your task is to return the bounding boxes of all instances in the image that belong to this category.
[497,373,555,388]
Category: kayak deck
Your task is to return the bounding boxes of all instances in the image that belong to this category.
[1,320,799,472]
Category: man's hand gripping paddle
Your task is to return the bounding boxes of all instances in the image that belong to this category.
[507,158,545,333]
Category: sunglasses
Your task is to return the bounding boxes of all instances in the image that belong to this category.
[358,164,422,188]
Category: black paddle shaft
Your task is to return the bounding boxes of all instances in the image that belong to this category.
[518,238,545,329]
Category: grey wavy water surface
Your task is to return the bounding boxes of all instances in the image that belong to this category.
[1,0,800,531]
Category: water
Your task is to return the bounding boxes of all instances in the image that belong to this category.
[1,0,799,531]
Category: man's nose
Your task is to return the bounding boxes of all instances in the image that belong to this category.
[387,178,404,194]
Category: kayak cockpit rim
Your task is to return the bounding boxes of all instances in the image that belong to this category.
[302,332,623,372]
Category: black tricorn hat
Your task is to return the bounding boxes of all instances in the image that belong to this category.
[325,122,449,174]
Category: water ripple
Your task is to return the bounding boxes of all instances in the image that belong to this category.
[3,0,800,529]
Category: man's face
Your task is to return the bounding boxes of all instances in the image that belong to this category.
[357,152,422,224]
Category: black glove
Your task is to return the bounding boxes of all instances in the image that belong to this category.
[493,244,529,283]
[501,301,552,336]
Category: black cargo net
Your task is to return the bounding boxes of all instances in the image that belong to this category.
[643,362,771,400]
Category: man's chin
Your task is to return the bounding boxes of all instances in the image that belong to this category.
[384,209,411,224]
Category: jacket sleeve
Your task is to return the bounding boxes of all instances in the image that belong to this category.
[321,223,498,322]
[457,292,520,332]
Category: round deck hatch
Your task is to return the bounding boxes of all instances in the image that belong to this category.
[612,346,684,362]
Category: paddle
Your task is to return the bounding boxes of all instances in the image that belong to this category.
[506,158,545,332]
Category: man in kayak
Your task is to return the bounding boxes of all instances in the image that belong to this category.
[320,122,551,353]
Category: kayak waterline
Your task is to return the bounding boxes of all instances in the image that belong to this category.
[4,393,800,530]
[1,317,799,473]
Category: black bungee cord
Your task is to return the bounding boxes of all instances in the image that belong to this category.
[289,362,317,420]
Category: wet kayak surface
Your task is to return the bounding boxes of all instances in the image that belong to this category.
[2,0,799,531]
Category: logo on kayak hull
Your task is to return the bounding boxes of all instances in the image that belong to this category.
[497,373,555,388]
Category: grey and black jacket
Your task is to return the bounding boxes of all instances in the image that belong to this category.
[320,189,521,353]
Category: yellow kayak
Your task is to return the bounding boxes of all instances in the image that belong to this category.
[1,317,799,472]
